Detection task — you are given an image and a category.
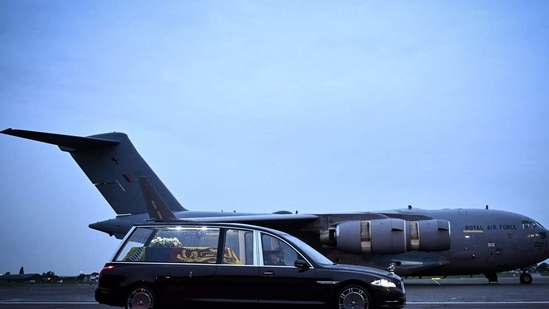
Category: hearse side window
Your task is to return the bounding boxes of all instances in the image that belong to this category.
[153,227,219,248]
[114,227,155,262]
[261,233,303,266]
[115,227,221,263]
[222,229,254,265]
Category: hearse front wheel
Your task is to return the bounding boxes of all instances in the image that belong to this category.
[336,284,372,309]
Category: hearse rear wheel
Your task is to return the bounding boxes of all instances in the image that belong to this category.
[126,286,156,309]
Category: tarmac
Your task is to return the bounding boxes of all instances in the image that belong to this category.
[0,275,548,308]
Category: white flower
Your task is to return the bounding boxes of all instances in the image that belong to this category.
[150,237,182,247]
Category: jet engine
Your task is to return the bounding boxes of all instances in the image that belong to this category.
[320,218,450,254]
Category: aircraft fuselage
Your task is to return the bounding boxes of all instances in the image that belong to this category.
[89,207,549,278]
[4,128,548,282]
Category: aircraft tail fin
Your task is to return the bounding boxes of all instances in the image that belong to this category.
[2,128,186,215]
[139,176,178,221]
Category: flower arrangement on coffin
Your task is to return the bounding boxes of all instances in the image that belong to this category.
[150,237,182,247]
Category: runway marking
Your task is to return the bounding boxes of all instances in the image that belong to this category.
[430,278,442,285]
[0,301,98,305]
[409,301,549,305]
[3,301,549,305]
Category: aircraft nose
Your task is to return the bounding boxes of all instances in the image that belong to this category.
[540,229,549,259]
[542,223,549,237]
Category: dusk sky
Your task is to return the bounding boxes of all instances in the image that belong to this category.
[1,1,548,276]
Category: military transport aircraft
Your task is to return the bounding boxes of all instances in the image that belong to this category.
[3,128,548,284]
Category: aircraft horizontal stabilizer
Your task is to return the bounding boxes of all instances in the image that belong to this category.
[1,128,119,151]
[2,128,185,215]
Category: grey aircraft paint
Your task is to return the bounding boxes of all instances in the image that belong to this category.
[3,128,548,284]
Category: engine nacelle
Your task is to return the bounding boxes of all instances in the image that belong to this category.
[409,219,451,251]
[323,218,450,254]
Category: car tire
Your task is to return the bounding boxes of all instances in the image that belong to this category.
[520,272,532,284]
[336,284,372,309]
[126,286,156,309]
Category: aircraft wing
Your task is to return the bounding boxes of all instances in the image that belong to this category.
[138,175,319,226]
[174,213,320,225]
[1,128,119,151]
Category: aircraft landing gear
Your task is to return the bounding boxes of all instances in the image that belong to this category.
[520,272,532,284]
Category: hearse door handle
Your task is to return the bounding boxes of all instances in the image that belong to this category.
[263,271,275,276]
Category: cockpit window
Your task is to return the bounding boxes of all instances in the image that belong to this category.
[522,220,543,230]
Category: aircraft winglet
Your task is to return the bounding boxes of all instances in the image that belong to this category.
[1,128,119,151]
[139,176,178,221]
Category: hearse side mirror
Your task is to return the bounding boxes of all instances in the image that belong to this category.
[294,260,310,270]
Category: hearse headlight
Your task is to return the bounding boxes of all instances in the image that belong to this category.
[371,278,397,288]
